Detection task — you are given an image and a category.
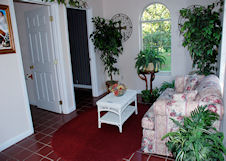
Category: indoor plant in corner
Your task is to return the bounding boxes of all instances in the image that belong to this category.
[90,17,123,91]
[162,106,226,161]
[179,0,223,75]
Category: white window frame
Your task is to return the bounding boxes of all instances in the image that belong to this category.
[140,3,171,75]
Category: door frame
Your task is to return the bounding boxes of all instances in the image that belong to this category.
[65,6,99,97]
[14,0,76,114]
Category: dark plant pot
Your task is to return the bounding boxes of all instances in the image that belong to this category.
[141,93,158,104]
[105,80,118,93]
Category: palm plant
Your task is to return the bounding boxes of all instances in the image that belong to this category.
[135,48,166,74]
[162,106,226,161]
[159,80,175,94]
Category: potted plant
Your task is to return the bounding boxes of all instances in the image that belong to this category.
[179,0,223,75]
[140,80,174,104]
[135,48,166,74]
[90,17,123,90]
[162,106,226,161]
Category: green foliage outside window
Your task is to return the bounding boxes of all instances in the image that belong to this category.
[141,3,171,71]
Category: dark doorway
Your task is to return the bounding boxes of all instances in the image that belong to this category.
[67,9,91,87]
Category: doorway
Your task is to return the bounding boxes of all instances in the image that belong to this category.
[14,2,62,113]
[66,8,93,103]
[67,8,92,89]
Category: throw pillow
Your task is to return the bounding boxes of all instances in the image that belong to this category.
[184,74,199,91]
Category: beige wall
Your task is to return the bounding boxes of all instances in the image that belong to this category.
[102,0,216,91]
[0,0,33,151]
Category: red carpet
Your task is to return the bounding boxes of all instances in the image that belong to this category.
[52,104,149,161]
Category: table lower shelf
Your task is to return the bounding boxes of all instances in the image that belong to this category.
[100,105,136,126]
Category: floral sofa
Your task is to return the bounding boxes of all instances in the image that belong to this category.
[141,74,224,156]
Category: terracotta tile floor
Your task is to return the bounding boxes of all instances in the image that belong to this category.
[0,88,173,161]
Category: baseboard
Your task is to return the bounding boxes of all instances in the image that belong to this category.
[0,129,34,152]
[74,84,92,89]
[95,89,106,97]
[62,105,76,114]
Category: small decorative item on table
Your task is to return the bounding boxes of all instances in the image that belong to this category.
[110,83,127,96]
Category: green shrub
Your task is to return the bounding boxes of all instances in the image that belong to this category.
[141,88,160,103]
[162,106,226,161]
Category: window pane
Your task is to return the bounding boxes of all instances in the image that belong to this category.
[160,47,171,71]
[142,21,171,49]
[141,3,171,72]
[142,3,170,21]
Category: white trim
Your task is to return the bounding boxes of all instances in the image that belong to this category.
[56,5,76,114]
[47,4,63,113]
[50,4,76,114]
[86,8,99,97]
[0,129,33,152]
[219,1,226,92]
[14,0,53,5]
[74,84,92,89]
[141,19,171,23]
[156,71,171,76]
[65,7,99,97]
[14,0,76,114]
[66,5,88,10]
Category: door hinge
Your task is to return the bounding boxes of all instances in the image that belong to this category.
[59,100,63,105]
[50,16,53,22]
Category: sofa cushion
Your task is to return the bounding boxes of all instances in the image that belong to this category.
[172,90,198,101]
[196,74,222,98]
[184,74,203,91]
[185,90,198,101]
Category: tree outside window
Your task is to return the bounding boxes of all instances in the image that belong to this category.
[141,3,171,71]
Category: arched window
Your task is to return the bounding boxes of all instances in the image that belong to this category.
[141,3,171,71]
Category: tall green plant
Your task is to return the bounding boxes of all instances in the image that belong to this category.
[90,17,123,80]
[162,106,226,161]
[179,1,223,75]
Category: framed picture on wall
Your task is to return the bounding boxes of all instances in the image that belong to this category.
[0,4,15,54]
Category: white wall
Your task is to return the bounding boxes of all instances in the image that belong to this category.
[0,0,33,151]
[102,0,216,91]
[219,0,226,147]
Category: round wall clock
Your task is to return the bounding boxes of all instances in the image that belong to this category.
[111,13,133,42]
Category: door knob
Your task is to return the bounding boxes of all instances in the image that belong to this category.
[25,74,33,80]
[30,65,34,69]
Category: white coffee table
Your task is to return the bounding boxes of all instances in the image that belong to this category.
[96,89,137,133]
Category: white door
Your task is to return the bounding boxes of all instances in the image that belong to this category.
[25,6,62,113]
